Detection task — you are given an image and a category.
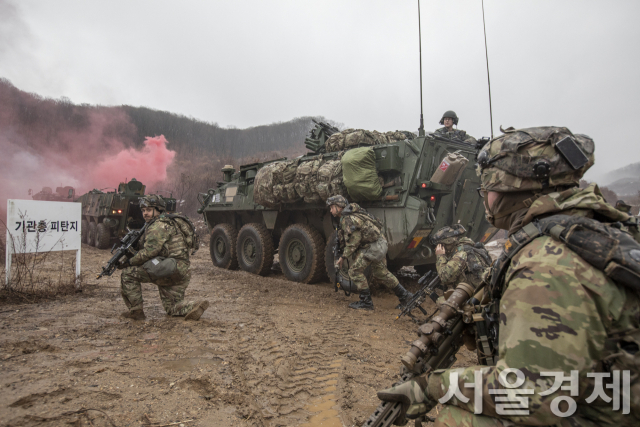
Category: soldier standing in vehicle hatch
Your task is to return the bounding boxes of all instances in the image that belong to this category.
[434,110,476,144]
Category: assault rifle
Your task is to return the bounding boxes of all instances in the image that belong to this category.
[332,227,351,296]
[395,271,442,323]
[363,282,480,427]
[97,222,148,279]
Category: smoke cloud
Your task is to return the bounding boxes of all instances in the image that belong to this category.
[91,135,176,190]
[0,79,176,222]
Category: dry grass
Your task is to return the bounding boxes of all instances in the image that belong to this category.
[1,221,82,304]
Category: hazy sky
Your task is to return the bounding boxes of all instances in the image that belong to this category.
[2,0,639,182]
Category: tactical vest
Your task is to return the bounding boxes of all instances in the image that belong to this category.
[482,214,640,416]
[143,214,197,261]
[341,204,383,244]
[458,242,492,286]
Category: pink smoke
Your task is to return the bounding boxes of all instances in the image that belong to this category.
[90,135,176,190]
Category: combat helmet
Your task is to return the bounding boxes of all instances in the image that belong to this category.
[326,195,349,208]
[439,110,459,126]
[616,200,632,213]
[476,126,595,192]
[139,194,167,212]
[429,224,467,246]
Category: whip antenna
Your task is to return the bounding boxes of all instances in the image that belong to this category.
[482,0,494,138]
[417,0,425,136]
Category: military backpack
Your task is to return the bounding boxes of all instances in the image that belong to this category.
[164,213,200,255]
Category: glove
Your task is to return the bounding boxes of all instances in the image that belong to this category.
[116,259,131,270]
[377,377,436,425]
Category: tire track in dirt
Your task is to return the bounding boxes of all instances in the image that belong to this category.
[230,300,358,426]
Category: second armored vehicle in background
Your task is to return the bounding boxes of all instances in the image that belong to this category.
[77,178,177,249]
[198,123,497,285]
[31,186,76,202]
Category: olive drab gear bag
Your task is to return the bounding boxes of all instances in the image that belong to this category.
[460,242,492,278]
[341,147,383,201]
[164,213,200,255]
[142,256,178,280]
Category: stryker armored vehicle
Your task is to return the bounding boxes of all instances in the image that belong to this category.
[77,178,177,249]
[197,122,497,284]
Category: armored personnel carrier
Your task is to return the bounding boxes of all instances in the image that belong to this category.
[77,178,177,249]
[31,186,76,202]
[198,122,496,284]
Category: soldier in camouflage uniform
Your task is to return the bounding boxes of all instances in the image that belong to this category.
[327,195,413,310]
[431,224,491,291]
[378,126,640,426]
[434,110,476,144]
[118,195,209,321]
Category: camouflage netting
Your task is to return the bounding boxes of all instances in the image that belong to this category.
[325,129,413,152]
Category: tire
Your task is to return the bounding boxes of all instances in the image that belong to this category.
[414,263,436,277]
[237,223,274,276]
[325,231,372,285]
[279,224,325,284]
[81,220,89,244]
[210,224,239,270]
[95,223,111,249]
[386,259,405,274]
[87,222,97,247]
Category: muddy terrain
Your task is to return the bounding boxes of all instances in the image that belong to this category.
[0,241,503,427]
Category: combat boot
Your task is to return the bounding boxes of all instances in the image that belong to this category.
[394,284,414,309]
[348,289,374,311]
[185,300,210,321]
[121,309,146,320]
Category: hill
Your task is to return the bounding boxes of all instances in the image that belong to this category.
[0,78,340,216]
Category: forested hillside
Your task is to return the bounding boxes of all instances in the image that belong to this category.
[0,78,340,215]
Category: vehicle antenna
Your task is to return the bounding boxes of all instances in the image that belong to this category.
[417,0,425,137]
[482,0,494,139]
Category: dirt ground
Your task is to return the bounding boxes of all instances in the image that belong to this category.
[0,240,504,427]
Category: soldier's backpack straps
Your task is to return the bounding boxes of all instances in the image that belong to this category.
[164,213,200,255]
[490,215,640,298]
[534,215,640,293]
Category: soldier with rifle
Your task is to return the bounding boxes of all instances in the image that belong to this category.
[369,126,640,426]
[434,110,476,144]
[326,195,413,310]
[116,195,209,321]
[431,224,491,291]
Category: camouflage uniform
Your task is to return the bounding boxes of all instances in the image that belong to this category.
[121,213,197,316]
[378,127,640,426]
[434,127,477,144]
[327,195,412,310]
[431,225,491,291]
[339,204,399,292]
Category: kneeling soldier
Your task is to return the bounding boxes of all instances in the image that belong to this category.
[431,224,492,291]
[327,195,413,310]
[118,195,208,320]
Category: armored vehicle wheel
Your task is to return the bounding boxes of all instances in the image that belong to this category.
[210,224,239,270]
[81,220,89,244]
[95,223,111,249]
[279,224,325,284]
[87,222,97,247]
[237,223,274,276]
[414,263,436,276]
[325,231,372,285]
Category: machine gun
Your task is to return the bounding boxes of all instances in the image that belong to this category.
[305,120,340,152]
[97,222,148,279]
[395,271,443,323]
[363,282,480,427]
